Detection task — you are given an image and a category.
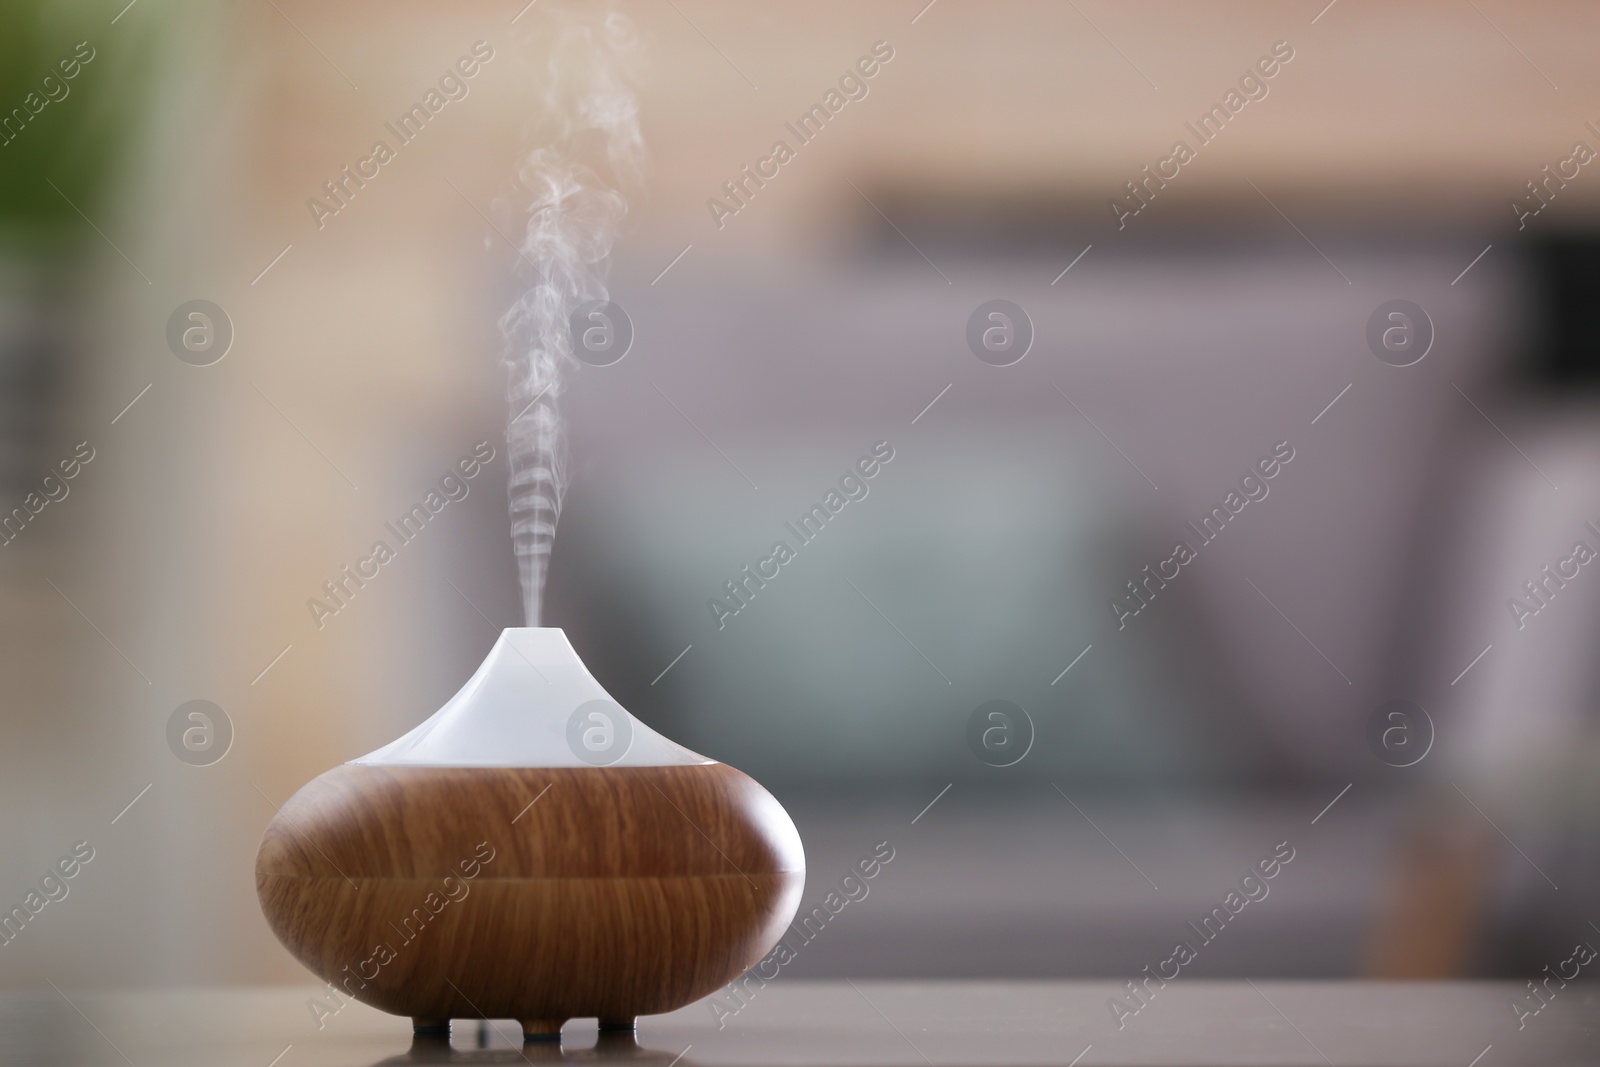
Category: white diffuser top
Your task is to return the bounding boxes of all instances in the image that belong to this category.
[352,628,712,767]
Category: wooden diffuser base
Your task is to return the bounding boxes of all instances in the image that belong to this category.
[256,762,805,1038]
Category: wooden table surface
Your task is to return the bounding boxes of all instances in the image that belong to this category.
[2,981,1593,1066]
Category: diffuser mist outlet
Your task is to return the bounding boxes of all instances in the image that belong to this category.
[255,628,805,1042]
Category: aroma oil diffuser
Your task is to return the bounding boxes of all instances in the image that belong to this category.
[255,628,805,1040]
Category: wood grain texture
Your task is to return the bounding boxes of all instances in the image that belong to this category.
[255,764,804,1032]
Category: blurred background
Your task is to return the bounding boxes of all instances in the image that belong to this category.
[2,0,1598,997]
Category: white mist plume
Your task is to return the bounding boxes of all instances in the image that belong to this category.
[500,4,645,626]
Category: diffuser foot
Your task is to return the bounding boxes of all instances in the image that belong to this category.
[520,1019,566,1043]
[595,1031,643,1056]
[411,1017,450,1038]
